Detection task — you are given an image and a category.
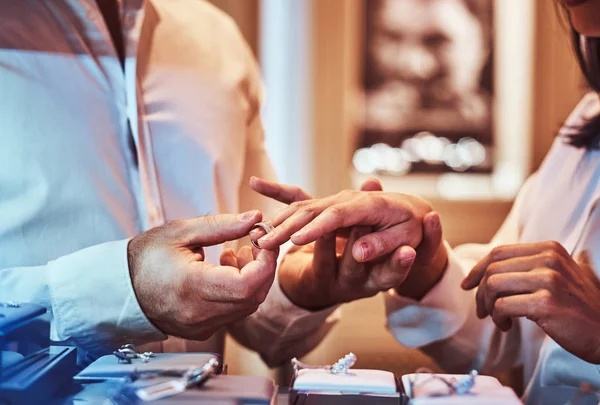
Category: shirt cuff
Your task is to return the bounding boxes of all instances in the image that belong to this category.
[47,239,166,357]
[385,241,474,348]
[258,268,341,335]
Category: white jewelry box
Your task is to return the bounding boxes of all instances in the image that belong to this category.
[401,373,523,404]
[289,368,402,405]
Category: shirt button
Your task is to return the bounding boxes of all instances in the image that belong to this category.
[123,12,138,29]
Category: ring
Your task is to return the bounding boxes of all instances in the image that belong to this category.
[250,221,275,249]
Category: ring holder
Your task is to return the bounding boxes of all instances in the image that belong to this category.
[401,370,522,404]
[288,353,403,405]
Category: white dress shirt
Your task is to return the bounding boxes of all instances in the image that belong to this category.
[386,92,600,404]
[0,0,338,366]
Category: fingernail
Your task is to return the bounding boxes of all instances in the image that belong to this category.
[237,210,259,222]
[291,230,304,239]
[360,243,370,261]
[400,251,416,267]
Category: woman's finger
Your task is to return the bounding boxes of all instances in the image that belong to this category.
[482,270,551,320]
[313,232,339,280]
[338,227,371,285]
[351,220,422,262]
[416,212,443,263]
[360,178,383,192]
[219,248,239,268]
[257,199,335,248]
[473,253,564,318]
[250,176,313,204]
[462,243,550,290]
[288,197,413,246]
[366,245,416,292]
[236,245,255,269]
[492,290,551,324]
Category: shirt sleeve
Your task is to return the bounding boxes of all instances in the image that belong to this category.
[228,246,341,367]
[385,174,541,374]
[0,239,166,359]
[226,43,340,367]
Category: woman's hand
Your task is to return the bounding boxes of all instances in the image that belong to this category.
[250,177,448,305]
[250,177,433,262]
[462,241,600,364]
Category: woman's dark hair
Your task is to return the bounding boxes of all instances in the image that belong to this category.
[558,6,600,149]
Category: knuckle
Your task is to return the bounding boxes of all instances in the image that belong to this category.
[536,289,554,313]
[492,297,507,317]
[377,273,403,290]
[542,269,561,290]
[338,189,355,199]
[371,234,390,254]
[546,240,564,253]
[325,205,343,217]
[490,246,505,261]
[290,201,307,211]
[494,297,506,312]
[369,194,389,212]
[486,274,501,294]
[300,205,319,217]
[487,262,502,276]
[208,215,223,231]
[543,250,563,268]
[291,186,305,198]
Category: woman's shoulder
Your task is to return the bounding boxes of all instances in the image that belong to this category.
[563,92,600,131]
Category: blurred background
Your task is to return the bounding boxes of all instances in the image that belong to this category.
[207,0,585,392]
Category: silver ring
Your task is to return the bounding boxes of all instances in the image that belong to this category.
[250,221,275,249]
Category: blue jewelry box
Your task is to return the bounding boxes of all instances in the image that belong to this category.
[0,302,77,404]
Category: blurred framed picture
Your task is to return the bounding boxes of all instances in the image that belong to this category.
[355,0,494,175]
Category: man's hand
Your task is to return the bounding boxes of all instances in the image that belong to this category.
[462,241,600,364]
[128,210,278,341]
[250,177,447,307]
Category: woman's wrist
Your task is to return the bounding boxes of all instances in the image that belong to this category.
[395,242,449,301]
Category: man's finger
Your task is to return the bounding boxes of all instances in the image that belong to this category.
[181,210,262,246]
[250,176,313,204]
